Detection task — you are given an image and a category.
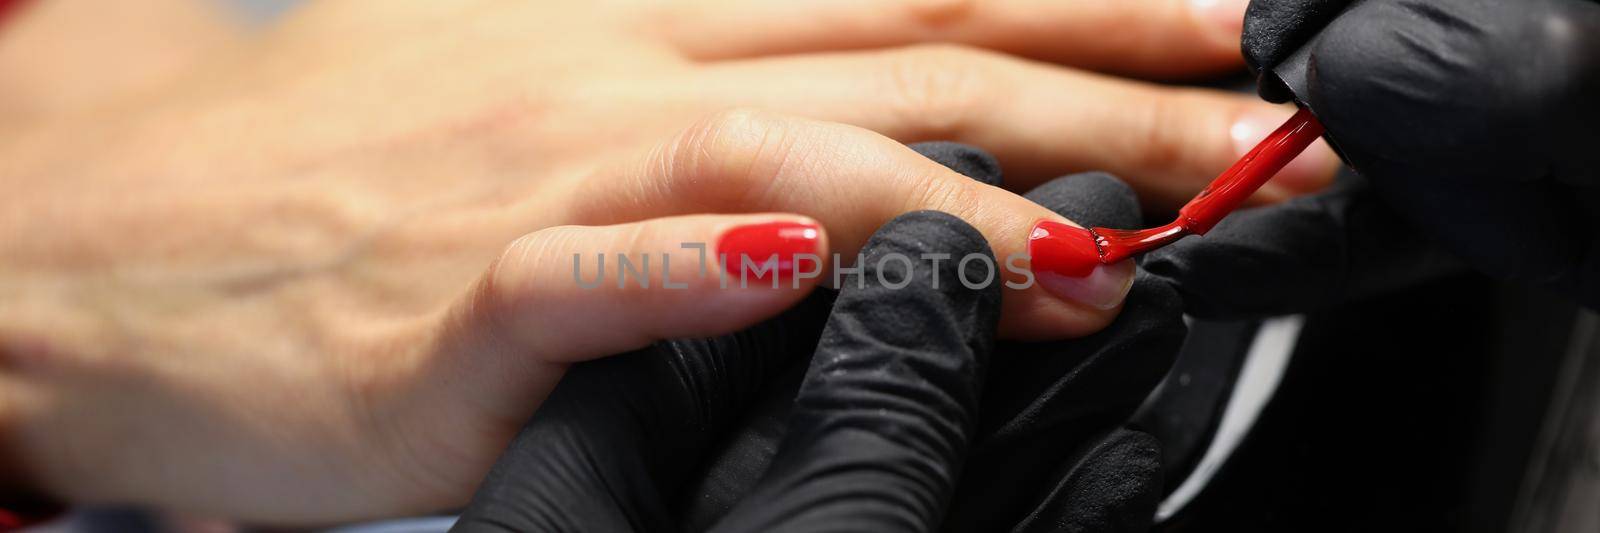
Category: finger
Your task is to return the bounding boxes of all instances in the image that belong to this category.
[415,212,829,427]
[691,46,1342,207]
[570,109,1136,339]
[709,211,999,533]
[1142,177,1467,318]
[647,0,1251,78]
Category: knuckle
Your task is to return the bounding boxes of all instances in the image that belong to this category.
[1135,90,1198,173]
[901,169,985,223]
[483,227,577,312]
[660,108,799,209]
[602,224,664,304]
[897,0,981,31]
[881,45,1003,138]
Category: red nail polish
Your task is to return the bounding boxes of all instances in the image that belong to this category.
[1028,221,1103,278]
[717,221,821,282]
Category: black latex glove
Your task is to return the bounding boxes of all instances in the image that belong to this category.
[683,144,1188,533]
[1242,0,1600,306]
[450,208,1002,533]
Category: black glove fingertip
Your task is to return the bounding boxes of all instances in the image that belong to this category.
[1243,0,1354,102]
[830,208,1001,405]
[711,210,999,533]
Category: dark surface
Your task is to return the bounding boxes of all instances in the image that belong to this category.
[1131,319,1261,492]
[1156,275,1579,533]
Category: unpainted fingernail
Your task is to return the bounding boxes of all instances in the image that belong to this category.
[1036,262,1136,311]
[1232,107,1342,193]
[1190,0,1250,39]
[1026,221,1136,310]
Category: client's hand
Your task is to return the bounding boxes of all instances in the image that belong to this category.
[0,112,1090,525]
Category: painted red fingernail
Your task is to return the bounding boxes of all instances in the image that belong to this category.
[1028,221,1134,310]
[717,220,821,282]
[1029,221,1101,277]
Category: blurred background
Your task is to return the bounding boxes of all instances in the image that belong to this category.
[6,1,1597,532]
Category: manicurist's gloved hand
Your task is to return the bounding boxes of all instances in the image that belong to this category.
[1242,0,1600,306]
[451,209,1002,532]
[1142,174,1467,319]
[682,144,1187,533]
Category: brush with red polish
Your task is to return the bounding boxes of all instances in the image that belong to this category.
[1030,107,1326,278]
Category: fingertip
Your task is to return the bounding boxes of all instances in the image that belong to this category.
[1010,220,1135,339]
[989,172,1145,340]
[865,210,993,259]
[1158,0,1254,73]
[858,210,1000,298]
[1189,0,1250,51]
[1034,259,1137,312]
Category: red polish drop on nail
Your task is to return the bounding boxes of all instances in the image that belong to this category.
[1029,108,1325,277]
[717,220,821,282]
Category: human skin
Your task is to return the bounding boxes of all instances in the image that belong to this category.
[0,0,242,122]
[0,0,1338,524]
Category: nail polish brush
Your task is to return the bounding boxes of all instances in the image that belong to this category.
[1030,108,1325,276]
